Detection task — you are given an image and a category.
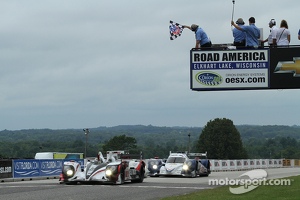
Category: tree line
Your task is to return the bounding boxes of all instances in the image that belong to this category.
[0,121,300,159]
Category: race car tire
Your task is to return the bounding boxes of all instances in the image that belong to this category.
[115,166,125,185]
[65,181,78,185]
[200,173,209,177]
[115,173,125,185]
[132,166,145,183]
[191,171,196,178]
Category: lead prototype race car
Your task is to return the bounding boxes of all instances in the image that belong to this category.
[159,152,189,176]
[159,151,210,177]
[59,150,145,184]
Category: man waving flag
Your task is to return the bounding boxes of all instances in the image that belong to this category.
[169,20,184,40]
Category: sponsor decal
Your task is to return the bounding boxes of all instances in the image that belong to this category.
[274,57,300,77]
[196,72,223,86]
[0,166,12,173]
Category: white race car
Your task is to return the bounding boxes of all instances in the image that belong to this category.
[159,152,188,176]
[59,151,145,184]
[159,152,211,177]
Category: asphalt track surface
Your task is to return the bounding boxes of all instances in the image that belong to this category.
[0,168,299,200]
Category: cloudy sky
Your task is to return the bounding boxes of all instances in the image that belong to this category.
[1,0,300,130]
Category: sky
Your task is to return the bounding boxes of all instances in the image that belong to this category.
[1,0,300,130]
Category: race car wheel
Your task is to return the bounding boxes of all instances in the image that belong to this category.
[65,181,78,185]
[139,167,145,182]
[191,171,196,178]
[115,166,125,184]
[200,172,209,177]
[120,167,125,184]
[132,166,144,183]
[115,173,125,184]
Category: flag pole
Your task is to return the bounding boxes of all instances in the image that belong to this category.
[231,0,235,22]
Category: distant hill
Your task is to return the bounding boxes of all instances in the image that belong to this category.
[1,125,300,159]
[237,125,300,140]
[1,125,300,145]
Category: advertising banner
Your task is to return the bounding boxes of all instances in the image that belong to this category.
[13,159,84,178]
[190,49,269,91]
[190,46,300,91]
[39,159,63,176]
[269,47,300,89]
[13,160,40,178]
[0,160,13,179]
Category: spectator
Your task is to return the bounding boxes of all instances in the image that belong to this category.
[276,20,290,46]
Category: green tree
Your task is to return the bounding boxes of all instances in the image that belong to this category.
[196,118,247,159]
[102,134,137,152]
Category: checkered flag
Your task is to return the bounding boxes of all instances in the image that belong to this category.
[169,20,183,40]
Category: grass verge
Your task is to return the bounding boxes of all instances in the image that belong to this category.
[162,175,299,200]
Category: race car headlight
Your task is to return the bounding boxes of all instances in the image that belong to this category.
[106,169,113,176]
[182,164,189,170]
[152,164,158,169]
[66,169,74,176]
[63,165,75,177]
[106,165,117,176]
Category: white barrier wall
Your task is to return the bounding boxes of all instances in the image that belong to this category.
[210,159,282,171]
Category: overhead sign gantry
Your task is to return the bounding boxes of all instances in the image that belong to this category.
[190,46,300,91]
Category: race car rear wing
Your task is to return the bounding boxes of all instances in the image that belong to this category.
[106,150,143,160]
[168,151,208,158]
[188,152,208,159]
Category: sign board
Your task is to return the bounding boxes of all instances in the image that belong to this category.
[13,159,84,178]
[0,160,13,179]
[190,46,300,91]
[13,159,40,178]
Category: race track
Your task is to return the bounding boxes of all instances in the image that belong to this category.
[0,168,299,200]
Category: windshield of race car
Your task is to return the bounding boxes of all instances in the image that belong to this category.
[166,157,186,163]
